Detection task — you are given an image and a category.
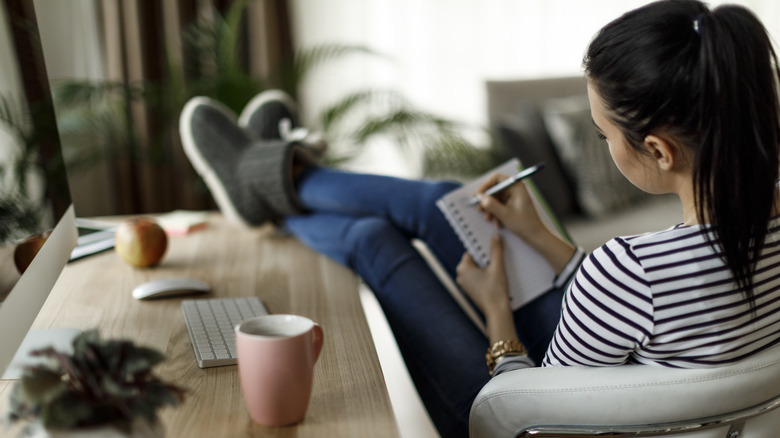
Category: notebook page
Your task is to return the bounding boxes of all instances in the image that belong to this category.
[436,159,560,309]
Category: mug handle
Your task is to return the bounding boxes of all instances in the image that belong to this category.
[311,323,324,364]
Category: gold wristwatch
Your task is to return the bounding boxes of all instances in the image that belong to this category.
[486,339,528,375]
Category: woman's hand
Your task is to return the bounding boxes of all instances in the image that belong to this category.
[456,234,511,317]
[475,173,546,243]
[456,234,518,343]
[476,172,577,274]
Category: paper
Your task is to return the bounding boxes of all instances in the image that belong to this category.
[157,210,210,236]
[436,159,567,310]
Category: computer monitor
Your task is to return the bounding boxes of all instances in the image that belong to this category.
[0,2,78,379]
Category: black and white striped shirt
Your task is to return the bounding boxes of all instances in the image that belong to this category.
[542,220,780,368]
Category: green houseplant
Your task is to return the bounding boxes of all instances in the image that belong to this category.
[5,330,185,438]
[169,0,497,174]
[51,0,500,216]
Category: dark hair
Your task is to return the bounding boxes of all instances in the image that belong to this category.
[584,0,780,307]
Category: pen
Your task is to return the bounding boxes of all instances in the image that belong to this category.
[467,162,545,206]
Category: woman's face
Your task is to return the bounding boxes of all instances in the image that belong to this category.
[587,81,663,194]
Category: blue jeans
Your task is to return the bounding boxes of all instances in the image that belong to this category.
[283,167,565,438]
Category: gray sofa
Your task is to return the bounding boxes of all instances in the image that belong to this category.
[486,76,683,251]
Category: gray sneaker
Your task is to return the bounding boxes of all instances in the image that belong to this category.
[239,89,328,156]
[179,97,305,228]
[239,89,299,140]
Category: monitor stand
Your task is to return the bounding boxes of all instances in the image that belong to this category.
[1,328,82,380]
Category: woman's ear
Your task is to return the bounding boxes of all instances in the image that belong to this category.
[643,134,677,171]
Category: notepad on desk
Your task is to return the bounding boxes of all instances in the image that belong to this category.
[436,158,569,310]
[157,210,210,236]
[70,218,117,262]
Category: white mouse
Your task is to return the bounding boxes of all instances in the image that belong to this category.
[132,277,210,300]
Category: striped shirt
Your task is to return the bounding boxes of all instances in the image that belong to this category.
[542,219,780,368]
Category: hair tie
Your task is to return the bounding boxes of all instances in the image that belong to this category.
[693,13,703,35]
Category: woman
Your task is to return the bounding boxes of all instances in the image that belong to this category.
[179,1,780,436]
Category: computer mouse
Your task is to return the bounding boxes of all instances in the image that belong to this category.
[132,277,210,300]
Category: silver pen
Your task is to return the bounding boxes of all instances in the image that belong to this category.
[467,162,545,206]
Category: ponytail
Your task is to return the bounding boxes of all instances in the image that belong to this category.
[584,0,780,308]
[695,6,780,306]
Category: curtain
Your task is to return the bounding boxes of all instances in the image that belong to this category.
[95,0,293,215]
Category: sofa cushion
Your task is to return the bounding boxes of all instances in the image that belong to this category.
[542,95,650,217]
[495,104,578,219]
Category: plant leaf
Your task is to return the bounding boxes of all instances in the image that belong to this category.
[219,0,250,76]
[270,43,381,96]
[17,368,64,404]
[39,391,94,430]
[121,346,166,376]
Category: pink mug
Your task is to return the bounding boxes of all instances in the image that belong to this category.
[235,314,324,426]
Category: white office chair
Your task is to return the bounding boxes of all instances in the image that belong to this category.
[470,344,780,438]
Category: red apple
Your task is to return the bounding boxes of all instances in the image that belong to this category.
[14,230,52,274]
[114,217,168,268]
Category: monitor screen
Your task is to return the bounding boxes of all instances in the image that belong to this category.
[0,2,78,379]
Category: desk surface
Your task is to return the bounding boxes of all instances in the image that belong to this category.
[0,215,399,437]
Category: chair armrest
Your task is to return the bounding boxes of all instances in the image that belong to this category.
[470,346,780,438]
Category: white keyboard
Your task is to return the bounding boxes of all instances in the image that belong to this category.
[181,297,269,368]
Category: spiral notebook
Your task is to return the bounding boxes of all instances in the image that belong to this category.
[436,158,568,310]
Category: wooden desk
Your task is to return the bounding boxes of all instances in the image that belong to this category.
[0,215,400,437]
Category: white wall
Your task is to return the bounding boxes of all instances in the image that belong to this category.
[287,0,780,176]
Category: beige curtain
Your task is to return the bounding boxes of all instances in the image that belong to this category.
[95,0,293,215]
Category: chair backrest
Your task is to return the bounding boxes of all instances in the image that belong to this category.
[469,345,780,438]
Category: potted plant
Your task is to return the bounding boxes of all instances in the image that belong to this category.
[50,0,500,216]
[4,330,185,438]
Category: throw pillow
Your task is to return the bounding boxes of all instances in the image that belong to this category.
[541,95,649,217]
[495,104,578,219]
